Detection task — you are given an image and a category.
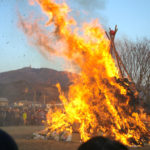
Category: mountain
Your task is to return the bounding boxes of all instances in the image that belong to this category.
[0,67,75,103]
[0,67,71,86]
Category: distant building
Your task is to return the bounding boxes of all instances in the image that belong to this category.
[0,98,9,106]
[46,103,63,109]
[14,100,32,107]
[32,102,42,108]
[14,100,43,108]
[46,103,52,109]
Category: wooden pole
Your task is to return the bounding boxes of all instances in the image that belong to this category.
[107,25,133,82]
[112,41,132,81]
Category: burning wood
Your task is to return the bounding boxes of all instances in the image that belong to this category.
[20,0,150,146]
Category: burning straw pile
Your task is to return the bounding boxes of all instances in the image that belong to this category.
[20,0,150,146]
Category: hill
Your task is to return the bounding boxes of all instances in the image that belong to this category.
[0,67,74,103]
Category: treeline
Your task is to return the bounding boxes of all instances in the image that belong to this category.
[116,38,150,110]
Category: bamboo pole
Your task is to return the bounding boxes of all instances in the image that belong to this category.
[108,25,132,82]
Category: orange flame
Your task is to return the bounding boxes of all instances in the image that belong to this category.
[20,0,150,146]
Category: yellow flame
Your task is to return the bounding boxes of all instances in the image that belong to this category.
[20,0,150,146]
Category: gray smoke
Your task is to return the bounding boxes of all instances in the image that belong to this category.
[74,0,108,28]
[76,0,107,12]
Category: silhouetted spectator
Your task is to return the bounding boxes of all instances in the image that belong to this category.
[5,110,11,126]
[0,129,18,150]
[78,136,128,150]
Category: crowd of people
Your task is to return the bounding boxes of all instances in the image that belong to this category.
[0,107,47,126]
[0,106,130,150]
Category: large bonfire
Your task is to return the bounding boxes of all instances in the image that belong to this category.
[20,0,150,146]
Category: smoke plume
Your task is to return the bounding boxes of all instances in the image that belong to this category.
[76,0,107,12]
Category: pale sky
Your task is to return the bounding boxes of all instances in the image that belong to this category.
[0,0,150,73]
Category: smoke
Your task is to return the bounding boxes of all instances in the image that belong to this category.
[76,0,107,12]
[74,0,108,28]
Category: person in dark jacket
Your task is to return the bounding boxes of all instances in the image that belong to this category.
[0,129,18,150]
[78,136,128,150]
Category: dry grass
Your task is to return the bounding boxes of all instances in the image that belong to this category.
[0,126,150,150]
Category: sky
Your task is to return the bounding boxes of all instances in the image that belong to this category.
[0,0,150,73]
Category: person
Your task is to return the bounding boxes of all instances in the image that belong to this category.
[22,111,27,125]
[0,129,18,150]
[78,136,128,150]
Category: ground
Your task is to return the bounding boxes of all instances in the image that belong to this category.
[0,126,150,150]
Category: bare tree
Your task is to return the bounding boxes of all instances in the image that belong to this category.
[116,38,150,107]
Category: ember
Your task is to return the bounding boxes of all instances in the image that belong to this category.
[20,0,150,146]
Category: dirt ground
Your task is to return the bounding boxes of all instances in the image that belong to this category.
[0,126,150,150]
